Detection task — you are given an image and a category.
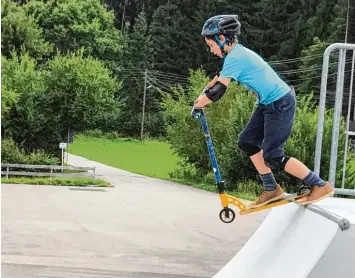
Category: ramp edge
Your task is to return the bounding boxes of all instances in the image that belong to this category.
[334,188,355,196]
[306,204,351,231]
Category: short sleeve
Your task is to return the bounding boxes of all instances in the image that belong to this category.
[219,57,242,81]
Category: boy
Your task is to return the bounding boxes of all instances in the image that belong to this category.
[193,14,334,208]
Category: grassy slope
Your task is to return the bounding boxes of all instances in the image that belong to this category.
[69,137,180,180]
[69,136,259,200]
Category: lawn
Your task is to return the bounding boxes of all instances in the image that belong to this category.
[68,135,259,200]
[350,155,355,173]
[1,177,110,187]
[69,136,180,180]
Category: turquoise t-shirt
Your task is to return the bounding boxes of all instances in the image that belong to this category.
[219,44,290,105]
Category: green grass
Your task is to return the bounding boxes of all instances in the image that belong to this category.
[69,136,180,180]
[350,154,355,172]
[69,135,258,200]
[176,178,259,200]
[1,177,110,187]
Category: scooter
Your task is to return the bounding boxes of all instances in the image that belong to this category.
[191,87,310,223]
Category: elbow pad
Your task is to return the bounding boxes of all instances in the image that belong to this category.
[205,81,227,102]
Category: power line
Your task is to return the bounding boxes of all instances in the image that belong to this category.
[278,58,355,75]
[147,76,171,93]
[150,70,189,80]
[286,69,354,83]
[267,51,340,65]
[116,52,354,88]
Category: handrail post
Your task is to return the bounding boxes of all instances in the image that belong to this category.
[92,167,96,183]
[50,166,53,184]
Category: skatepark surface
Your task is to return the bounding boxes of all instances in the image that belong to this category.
[2,154,354,278]
[213,197,355,278]
[1,154,266,277]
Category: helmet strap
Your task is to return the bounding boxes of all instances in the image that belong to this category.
[214,35,229,59]
[214,35,227,58]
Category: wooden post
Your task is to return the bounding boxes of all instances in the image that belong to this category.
[92,167,96,183]
[6,167,9,180]
[50,166,53,184]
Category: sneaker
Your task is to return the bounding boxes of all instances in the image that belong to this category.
[249,185,286,209]
[296,181,334,206]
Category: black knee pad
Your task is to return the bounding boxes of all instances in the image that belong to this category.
[238,142,261,156]
[264,156,290,170]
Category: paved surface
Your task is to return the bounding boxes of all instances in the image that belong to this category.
[1,153,267,277]
[213,197,355,278]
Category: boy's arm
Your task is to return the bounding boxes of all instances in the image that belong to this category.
[204,77,231,102]
[217,77,231,88]
[193,76,231,108]
[194,55,238,108]
[208,73,220,87]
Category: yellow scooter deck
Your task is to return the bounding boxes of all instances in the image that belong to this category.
[219,192,302,216]
[240,198,294,215]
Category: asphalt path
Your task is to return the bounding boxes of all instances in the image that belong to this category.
[1,153,267,277]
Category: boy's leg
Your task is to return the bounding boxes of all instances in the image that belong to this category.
[238,107,285,207]
[262,91,333,205]
[250,150,277,190]
[284,158,334,204]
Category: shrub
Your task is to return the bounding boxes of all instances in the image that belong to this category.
[1,177,110,187]
[78,129,122,140]
[278,95,355,190]
[1,137,58,165]
[162,69,354,193]
[162,69,257,191]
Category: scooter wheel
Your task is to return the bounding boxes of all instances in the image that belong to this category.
[298,185,312,196]
[219,208,235,223]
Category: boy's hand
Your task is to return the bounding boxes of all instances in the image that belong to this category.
[194,94,212,108]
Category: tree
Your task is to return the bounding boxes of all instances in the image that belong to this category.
[116,7,168,137]
[41,49,122,146]
[186,0,223,76]
[2,50,122,153]
[23,0,124,74]
[117,7,157,136]
[149,1,187,75]
[1,0,53,61]
[327,0,355,116]
[296,37,332,97]
[304,0,337,45]
[1,53,47,151]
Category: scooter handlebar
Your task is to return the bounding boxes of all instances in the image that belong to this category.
[191,107,203,119]
[191,86,209,119]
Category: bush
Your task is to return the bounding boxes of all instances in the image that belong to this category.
[162,69,355,193]
[1,137,58,165]
[278,95,355,190]
[78,129,122,140]
[1,177,110,187]
[2,50,122,154]
[117,109,166,139]
[162,69,257,191]
[1,53,47,151]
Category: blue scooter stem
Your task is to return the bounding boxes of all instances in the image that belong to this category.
[198,110,223,185]
[191,91,226,193]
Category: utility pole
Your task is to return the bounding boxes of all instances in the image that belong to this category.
[140,69,148,140]
[121,0,127,30]
[344,0,354,121]
[345,0,350,43]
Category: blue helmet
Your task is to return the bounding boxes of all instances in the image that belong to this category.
[201,15,241,37]
[201,15,241,58]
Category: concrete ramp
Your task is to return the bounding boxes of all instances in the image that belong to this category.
[213,197,355,278]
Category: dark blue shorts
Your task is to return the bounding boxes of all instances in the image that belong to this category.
[238,89,296,159]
